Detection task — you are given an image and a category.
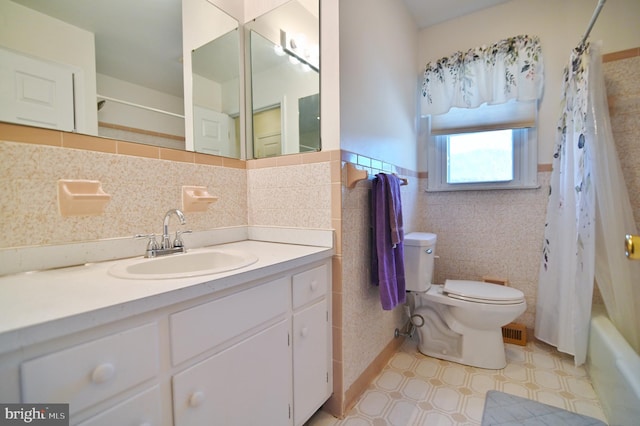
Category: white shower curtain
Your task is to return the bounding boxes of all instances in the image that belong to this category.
[537,41,640,364]
[590,44,640,356]
[536,42,595,366]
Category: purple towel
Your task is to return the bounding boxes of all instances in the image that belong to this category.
[371,173,406,310]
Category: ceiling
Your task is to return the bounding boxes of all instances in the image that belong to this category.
[10,0,510,98]
[401,0,511,29]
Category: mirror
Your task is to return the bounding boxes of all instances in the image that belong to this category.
[1,0,243,159]
[191,29,241,157]
[3,0,186,149]
[1,0,320,160]
[247,0,320,158]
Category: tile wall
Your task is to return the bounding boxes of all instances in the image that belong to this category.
[603,48,640,229]
[246,152,339,229]
[333,151,422,415]
[0,123,247,249]
[415,172,551,330]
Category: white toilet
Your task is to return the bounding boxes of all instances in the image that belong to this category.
[404,232,526,369]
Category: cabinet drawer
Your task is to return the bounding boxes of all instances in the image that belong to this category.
[170,276,289,365]
[77,385,162,426]
[292,264,328,309]
[21,323,159,416]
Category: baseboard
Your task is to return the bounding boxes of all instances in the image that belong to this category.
[343,336,405,415]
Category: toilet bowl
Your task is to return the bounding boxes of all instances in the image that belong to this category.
[404,232,526,369]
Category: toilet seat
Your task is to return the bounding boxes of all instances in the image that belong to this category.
[443,280,524,305]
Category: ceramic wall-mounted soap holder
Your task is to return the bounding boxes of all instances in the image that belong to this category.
[57,179,111,216]
[182,186,218,212]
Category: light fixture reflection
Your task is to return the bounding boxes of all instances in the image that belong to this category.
[280,29,319,72]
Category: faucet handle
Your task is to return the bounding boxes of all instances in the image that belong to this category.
[173,230,192,248]
[135,233,160,252]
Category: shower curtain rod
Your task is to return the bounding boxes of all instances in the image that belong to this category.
[579,0,607,47]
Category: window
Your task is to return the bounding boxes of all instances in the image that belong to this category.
[420,35,544,192]
[428,127,538,192]
[447,130,514,184]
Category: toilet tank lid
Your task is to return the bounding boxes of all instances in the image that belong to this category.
[404,232,437,246]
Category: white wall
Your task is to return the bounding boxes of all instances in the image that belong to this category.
[339,0,418,171]
[207,0,244,21]
[0,0,98,135]
[417,0,640,170]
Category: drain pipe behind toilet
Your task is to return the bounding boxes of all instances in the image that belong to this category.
[394,303,425,339]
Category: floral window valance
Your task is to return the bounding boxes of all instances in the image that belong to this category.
[421,35,544,116]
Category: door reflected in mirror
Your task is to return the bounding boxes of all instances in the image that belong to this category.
[191,29,241,158]
[248,0,319,159]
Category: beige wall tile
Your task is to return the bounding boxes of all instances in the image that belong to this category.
[0,140,247,248]
[117,141,160,159]
[0,123,62,147]
[247,161,333,229]
[276,154,303,166]
[221,157,246,169]
[159,148,194,163]
[62,132,117,153]
[194,152,224,166]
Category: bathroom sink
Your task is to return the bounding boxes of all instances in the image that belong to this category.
[108,248,258,280]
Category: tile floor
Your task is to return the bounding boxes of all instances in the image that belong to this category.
[307,338,607,426]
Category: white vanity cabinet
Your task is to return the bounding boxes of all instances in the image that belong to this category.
[292,264,331,426]
[0,246,332,426]
[170,276,292,425]
[170,262,332,426]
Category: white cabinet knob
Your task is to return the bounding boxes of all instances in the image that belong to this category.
[310,281,318,291]
[189,391,205,407]
[301,327,309,338]
[91,363,116,384]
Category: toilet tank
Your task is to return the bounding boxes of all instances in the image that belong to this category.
[403,232,437,292]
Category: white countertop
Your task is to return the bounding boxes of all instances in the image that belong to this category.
[0,239,333,355]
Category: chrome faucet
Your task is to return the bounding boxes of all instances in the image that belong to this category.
[135,209,190,258]
[162,209,186,249]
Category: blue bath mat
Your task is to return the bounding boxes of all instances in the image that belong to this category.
[481,390,607,425]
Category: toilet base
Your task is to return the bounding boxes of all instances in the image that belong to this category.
[417,329,507,369]
[414,305,508,369]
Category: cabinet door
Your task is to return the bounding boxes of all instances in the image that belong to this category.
[173,319,292,426]
[0,47,75,131]
[293,299,329,426]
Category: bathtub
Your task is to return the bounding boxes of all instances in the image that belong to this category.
[587,306,640,426]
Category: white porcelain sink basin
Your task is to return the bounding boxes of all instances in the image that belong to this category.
[108,248,258,280]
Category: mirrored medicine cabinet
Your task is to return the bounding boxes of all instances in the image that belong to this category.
[1,0,319,161]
